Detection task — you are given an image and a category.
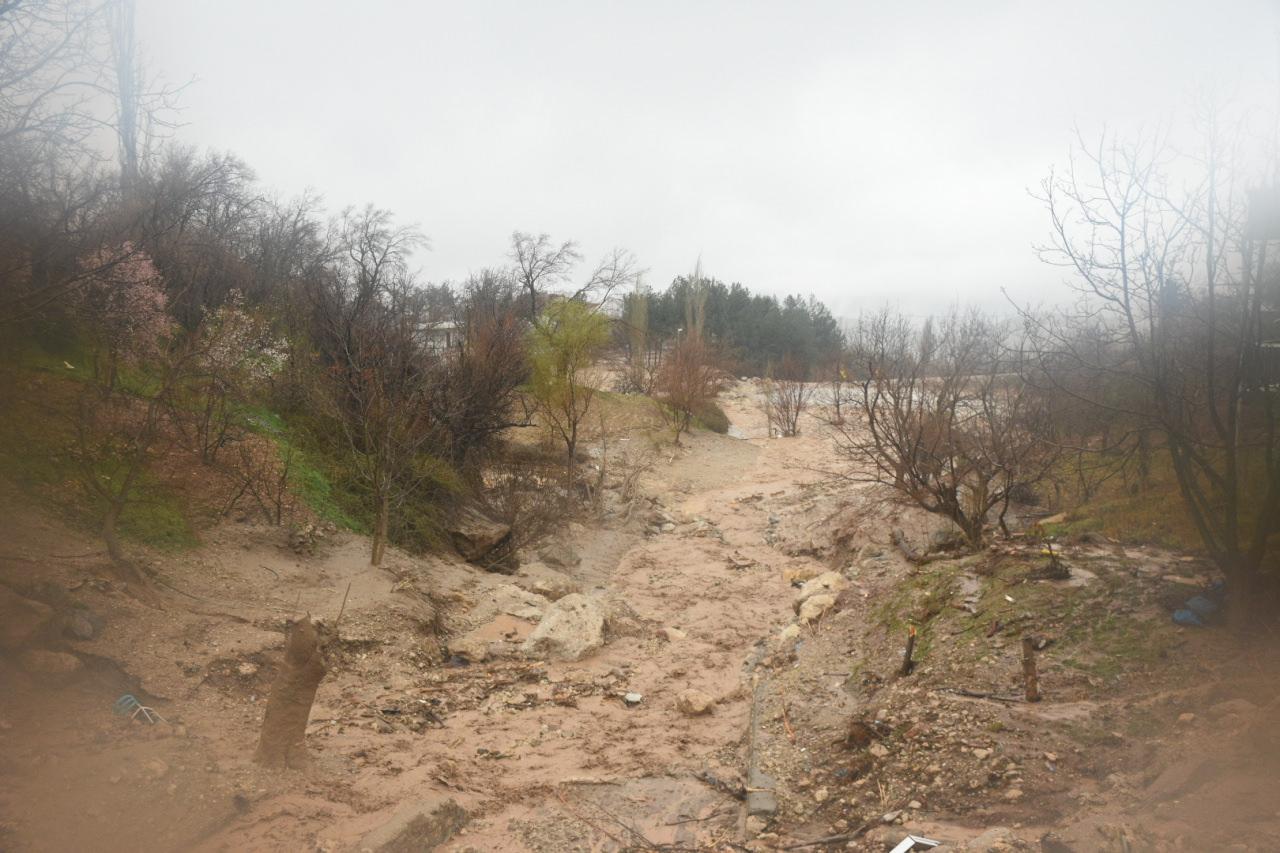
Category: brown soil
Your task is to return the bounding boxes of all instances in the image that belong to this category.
[0,380,1277,852]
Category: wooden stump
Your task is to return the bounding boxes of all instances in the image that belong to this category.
[255,616,327,767]
[1021,635,1041,703]
[899,626,917,677]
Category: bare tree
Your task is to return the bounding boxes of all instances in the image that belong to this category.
[658,332,725,444]
[1023,118,1280,619]
[309,207,436,566]
[835,307,1062,546]
[764,355,812,437]
[510,231,581,320]
[571,246,642,306]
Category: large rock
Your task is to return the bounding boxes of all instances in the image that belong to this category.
[522,567,580,602]
[797,593,837,625]
[63,607,104,641]
[676,689,715,716]
[361,797,467,852]
[792,571,849,613]
[447,507,515,571]
[537,539,580,569]
[0,585,54,651]
[489,584,548,621]
[18,649,83,684]
[522,594,605,661]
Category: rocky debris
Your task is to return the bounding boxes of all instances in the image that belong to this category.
[287,522,328,555]
[776,624,801,646]
[958,827,1032,851]
[796,593,836,625]
[0,585,54,651]
[537,539,580,568]
[521,593,605,661]
[892,521,966,563]
[676,688,716,716]
[18,649,83,684]
[599,594,648,640]
[448,631,493,663]
[361,797,468,852]
[447,507,515,572]
[62,607,104,641]
[792,571,849,613]
[487,584,549,622]
[526,569,580,602]
[647,503,679,535]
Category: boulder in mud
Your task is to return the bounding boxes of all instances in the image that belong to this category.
[0,585,54,651]
[537,539,580,568]
[62,607,104,641]
[600,595,647,640]
[489,584,548,621]
[525,568,580,602]
[522,593,605,661]
[447,507,515,572]
[362,797,467,852]
[676,688,715,716]
[18,649,83,684]
[448,631,492,663]
[797,593,837,624]
[792,571,849,613]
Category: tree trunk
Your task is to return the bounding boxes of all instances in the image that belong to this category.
[371,492,389,566]
[255,617,327,768]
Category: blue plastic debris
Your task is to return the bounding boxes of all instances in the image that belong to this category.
[1172,609,1204,627]
[1185,596,1218,618]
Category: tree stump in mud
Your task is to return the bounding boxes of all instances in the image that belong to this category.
[255,616,327,767]
[1021,635,1041,703]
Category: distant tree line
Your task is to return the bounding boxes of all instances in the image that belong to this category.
[622,276,844,377]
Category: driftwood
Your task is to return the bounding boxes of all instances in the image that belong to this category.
[255,616,327,767]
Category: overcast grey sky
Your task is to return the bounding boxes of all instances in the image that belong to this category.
[137,1,1279,318]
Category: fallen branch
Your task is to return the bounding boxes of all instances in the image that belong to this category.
[665,807,727,826]
[780,820,874,850]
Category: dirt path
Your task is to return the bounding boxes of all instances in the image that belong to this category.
[5,383,1278,852]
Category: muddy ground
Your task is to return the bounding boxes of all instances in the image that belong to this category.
[1,381,1278,852]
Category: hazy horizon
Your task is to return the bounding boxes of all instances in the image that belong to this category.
[139,1,1280,317]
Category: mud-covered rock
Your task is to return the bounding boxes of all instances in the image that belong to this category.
[522,593,605,661]
[489,584,548,621]
[792,571,849,613]
[525,569,580,602]
[797,593,837,624]
[0,585,54,651]
[676,688,715,716]
[63,607,104,641]
[447,507,515,571]
[18,649,83,684]
[537,540,580,569]
[362,797,467,852]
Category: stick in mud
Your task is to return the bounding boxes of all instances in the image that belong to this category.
[899,626,917,677]
[1022,635,1041,702]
